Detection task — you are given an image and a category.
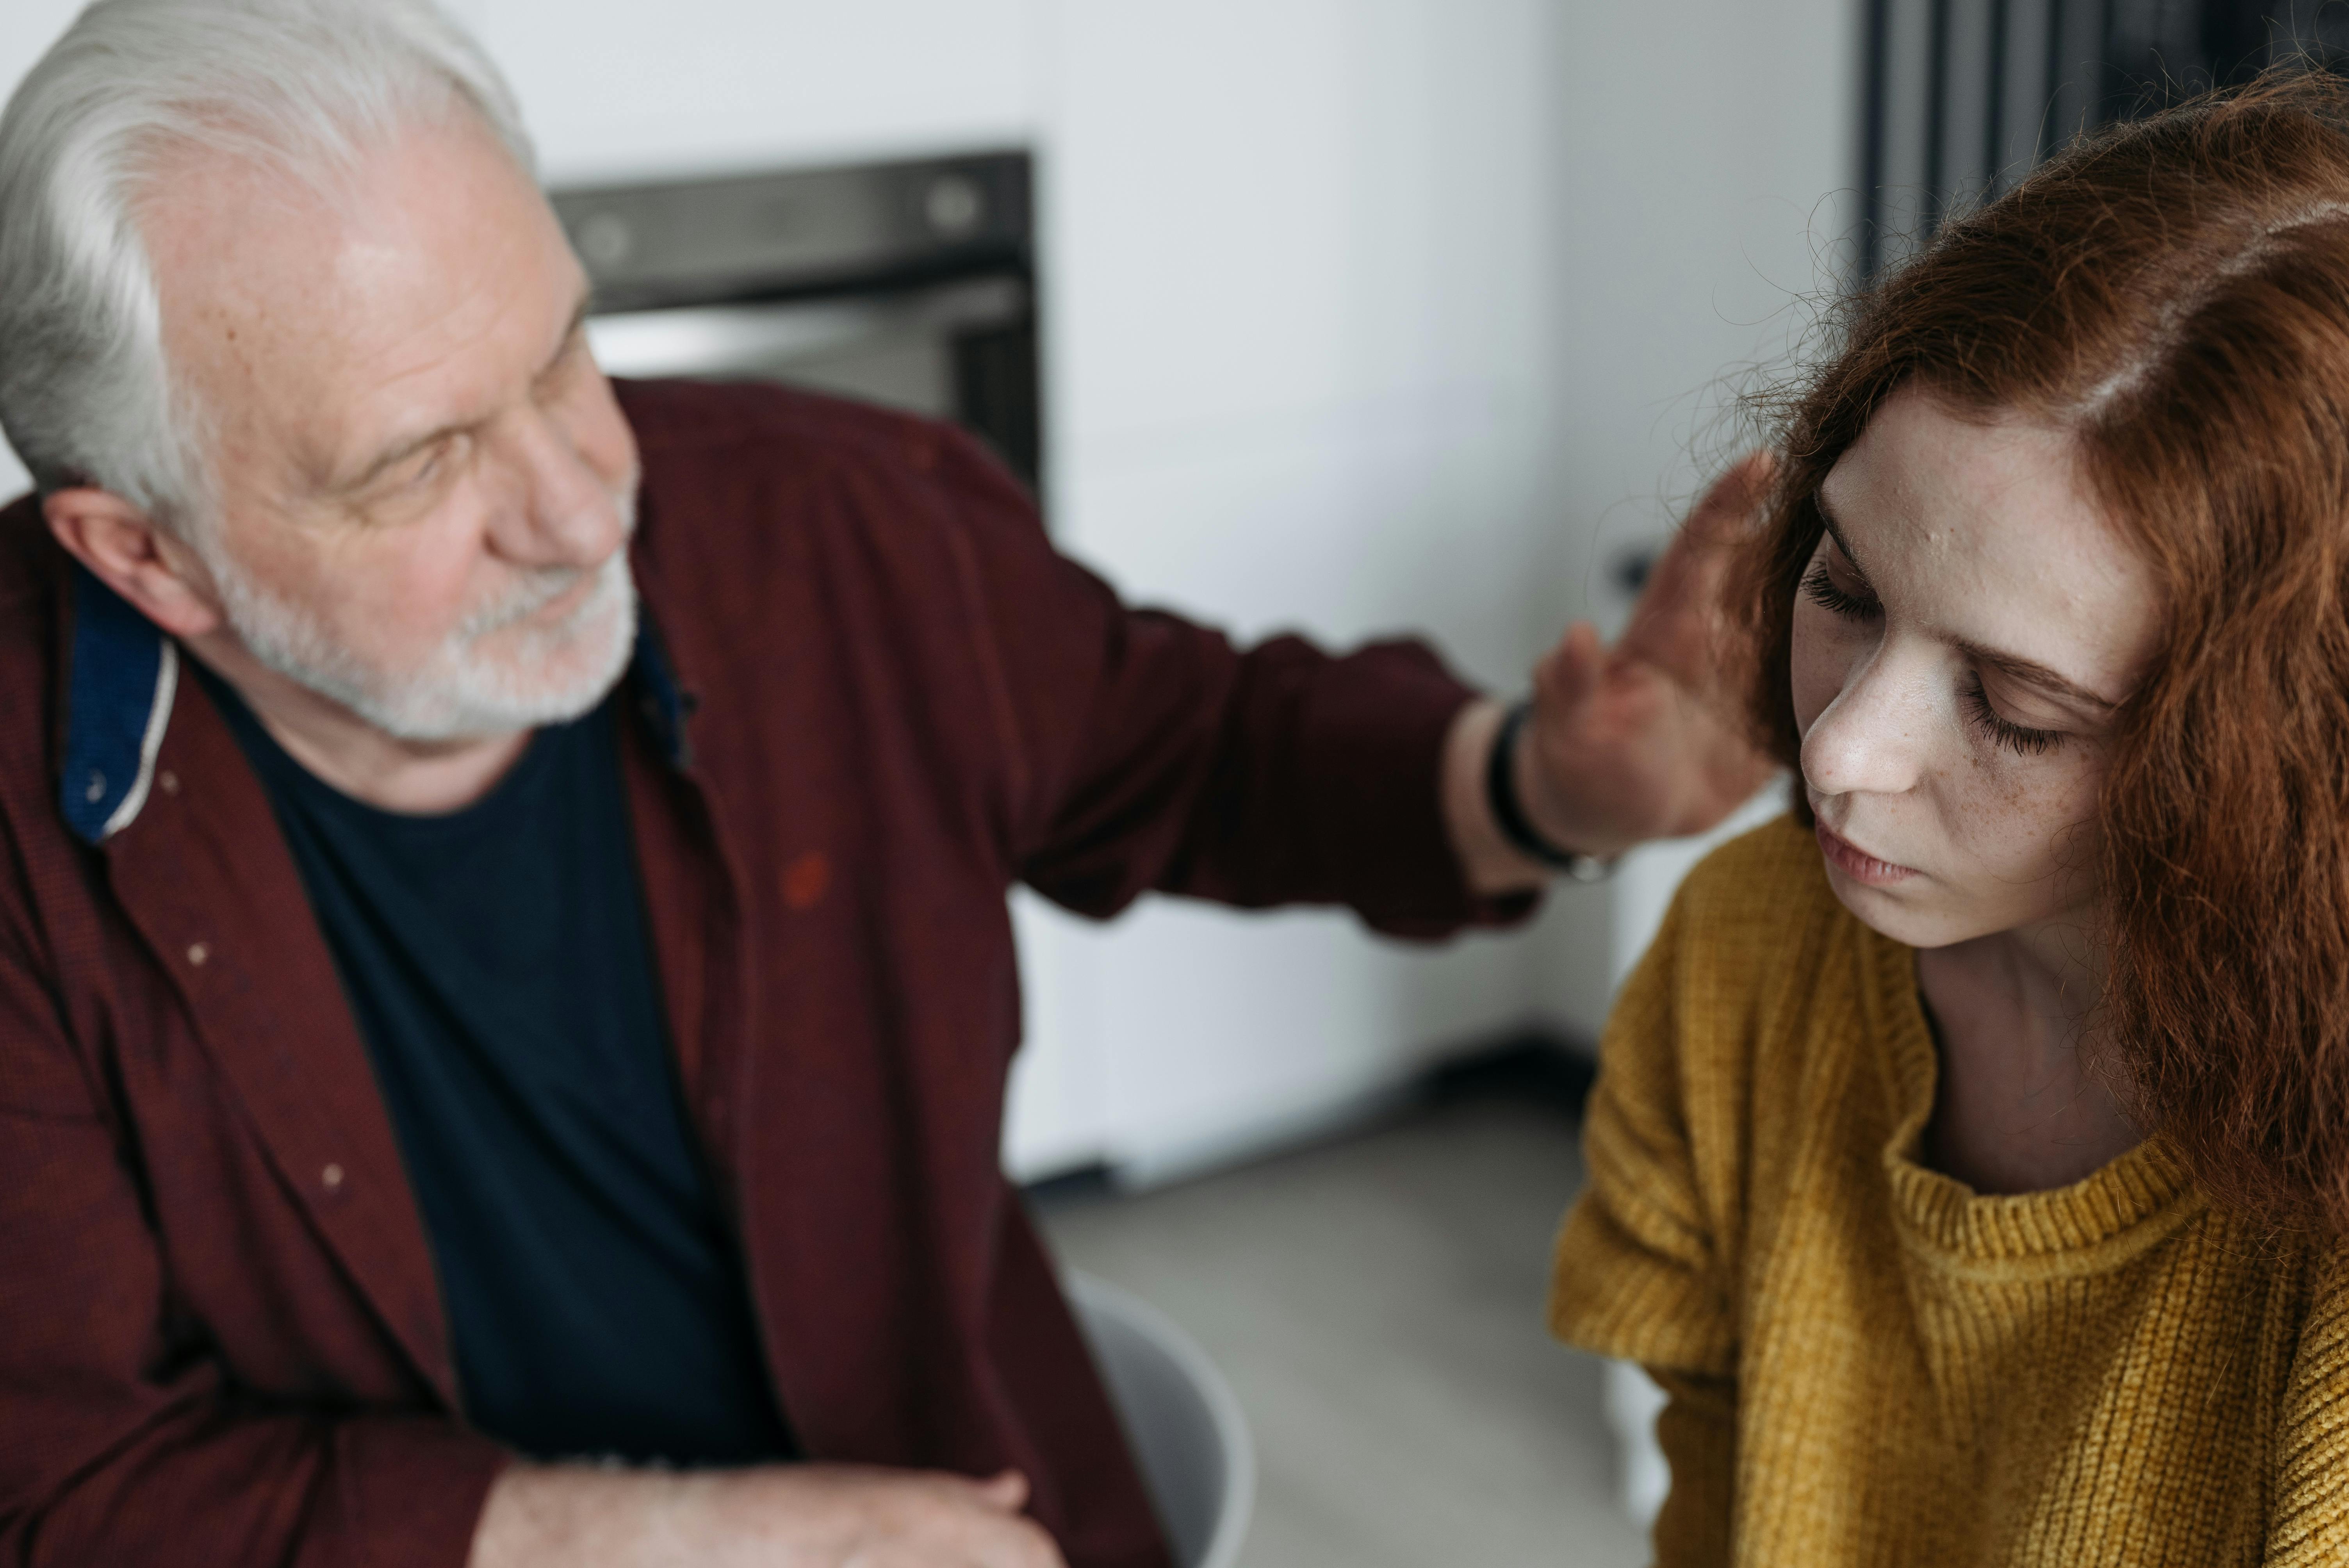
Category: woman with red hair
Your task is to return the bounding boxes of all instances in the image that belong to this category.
[1551,73,2349,1565]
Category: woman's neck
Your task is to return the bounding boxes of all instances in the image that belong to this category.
[1913,920,2142,1194]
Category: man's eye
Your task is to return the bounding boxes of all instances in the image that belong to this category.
[399,436,463,491]
[1800,558,1880,620]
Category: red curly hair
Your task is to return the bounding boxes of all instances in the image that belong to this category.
[1738,70,2349,1233]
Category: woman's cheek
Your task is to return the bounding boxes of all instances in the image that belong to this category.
[1950,751,2105,907]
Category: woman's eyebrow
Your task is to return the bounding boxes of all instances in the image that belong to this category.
[1960,641,2119,710]
[1815,492,1869,577]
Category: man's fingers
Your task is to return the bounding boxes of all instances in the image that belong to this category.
[1533,621,1604,717]
[1614,527,1726,688]
[971,1470,1030,1513]
[983,1516,1068,1568]
[1616,453,1776,692]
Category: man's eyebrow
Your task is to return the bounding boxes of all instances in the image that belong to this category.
[537,292,594,385]
[1959,640,2118,711]
[340,291,595,494]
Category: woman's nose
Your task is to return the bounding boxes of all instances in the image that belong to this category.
[1800,646,1931,800]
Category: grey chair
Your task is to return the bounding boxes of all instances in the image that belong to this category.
[1065,1271,1256,1568]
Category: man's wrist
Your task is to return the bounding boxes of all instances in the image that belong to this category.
[1486,700,1616,884]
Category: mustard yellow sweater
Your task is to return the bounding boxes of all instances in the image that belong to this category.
[1549,817,2349,1566]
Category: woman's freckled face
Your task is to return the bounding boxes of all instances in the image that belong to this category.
[1790,385,2162,950]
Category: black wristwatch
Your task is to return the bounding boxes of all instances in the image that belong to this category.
[1485,700,1616,884]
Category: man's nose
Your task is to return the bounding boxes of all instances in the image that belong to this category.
[1800,643,1932,800]
[485,407,629,569]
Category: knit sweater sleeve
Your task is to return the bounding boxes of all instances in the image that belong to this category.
[1547,882,1740,1566]
[2267,1247,2349,1565]
[1548,889,1738,1374]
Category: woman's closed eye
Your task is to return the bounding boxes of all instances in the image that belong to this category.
[1801,556,1880,620]
[1960,673,2067,756]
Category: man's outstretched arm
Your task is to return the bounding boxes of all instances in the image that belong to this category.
[955,433,1775,924]
[1445,456,1778,893]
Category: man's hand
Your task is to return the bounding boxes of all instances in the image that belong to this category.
[1447,454,1779,893]
[470,1460,1068,1568]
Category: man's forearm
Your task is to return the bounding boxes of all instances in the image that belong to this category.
[467,1460,1066,1568]
[469,1464,679,1566]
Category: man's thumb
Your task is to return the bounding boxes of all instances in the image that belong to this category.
[1535,621,1604,715]
[974,1470,1031,1513]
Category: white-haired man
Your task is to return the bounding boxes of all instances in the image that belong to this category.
[0,2,1771,1564]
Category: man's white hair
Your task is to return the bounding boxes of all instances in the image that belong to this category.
[0,0,534,529]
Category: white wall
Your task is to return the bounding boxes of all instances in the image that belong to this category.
[0,0,1857,1182]
[0,0,84,501]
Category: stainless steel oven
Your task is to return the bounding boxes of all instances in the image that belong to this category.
[551,151,1040,494]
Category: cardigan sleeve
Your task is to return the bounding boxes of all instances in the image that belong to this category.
[927,424,1537,940]
[1547,890,1739,1565]
[1547,892,1739,1377]
[2266,1247,2349,1565]
[0,909,505,1568]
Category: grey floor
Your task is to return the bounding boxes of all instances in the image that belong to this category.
[1039,1094,1647,1568]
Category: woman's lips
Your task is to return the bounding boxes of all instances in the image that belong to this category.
[1814,821,1917,887]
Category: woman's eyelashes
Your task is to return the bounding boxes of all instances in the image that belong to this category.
[1961,674,2066,755]
[1800,556,1879,620]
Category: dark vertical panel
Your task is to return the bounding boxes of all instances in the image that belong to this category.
[1862,0,1893,278]
[1986,0,2013,184]
[2044,0,2109,150]
[2040,0,2072,156]
[1925,0,1955,226]
[1940,0,2000,211]
[2105,0,2142,116]
[1859,0,2349,295]
[1997,0,2055,186]
[1881,0,1939,267]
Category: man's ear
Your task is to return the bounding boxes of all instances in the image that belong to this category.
[44,486,223,639]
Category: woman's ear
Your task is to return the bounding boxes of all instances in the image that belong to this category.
[44,486,224,639]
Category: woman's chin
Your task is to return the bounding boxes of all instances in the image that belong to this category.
[1820,862,1967,949]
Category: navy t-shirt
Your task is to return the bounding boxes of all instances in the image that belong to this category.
[203,670,794,1466]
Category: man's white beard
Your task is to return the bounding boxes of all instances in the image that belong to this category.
[197,501,641,743]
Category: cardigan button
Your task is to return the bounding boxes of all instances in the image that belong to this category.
[185,942,209,967]
[321,1163,346,1191]
[158,770,180,795]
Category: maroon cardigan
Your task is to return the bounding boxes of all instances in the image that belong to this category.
[0,379,1523,1567]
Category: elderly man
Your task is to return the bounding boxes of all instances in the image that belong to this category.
[0,2,1768,1565]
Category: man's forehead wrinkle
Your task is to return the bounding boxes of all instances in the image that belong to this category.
[315,241,557,486]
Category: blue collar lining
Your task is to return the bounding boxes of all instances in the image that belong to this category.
[62,565,178,844]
